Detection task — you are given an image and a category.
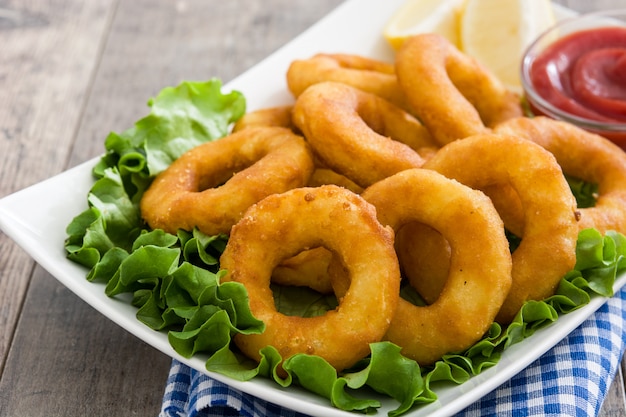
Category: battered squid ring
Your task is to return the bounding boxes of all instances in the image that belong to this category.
[271,246,334,294]
[395,33,523,145]
[140,126,314,235]
[495,116,626,235]
[219,185,401,372]
[292,81,437,187]
[395,183,526,306]
[359,168,512,365]
[286,53,408,110]
[232,105,295,132]
[306,167,364,194]
[395,222,450,305]
[423,133,579,323]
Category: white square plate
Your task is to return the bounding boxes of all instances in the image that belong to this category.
[0,1,618,416]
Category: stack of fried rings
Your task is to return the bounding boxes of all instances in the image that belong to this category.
[139,33,626,370]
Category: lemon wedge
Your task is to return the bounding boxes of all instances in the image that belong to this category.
[383,0,468,50]
[459,0,556,91]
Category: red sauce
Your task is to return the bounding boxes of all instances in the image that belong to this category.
[529,26,626,123]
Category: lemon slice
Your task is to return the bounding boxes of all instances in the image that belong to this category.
[459,0,556,91]
[383,0,468,50]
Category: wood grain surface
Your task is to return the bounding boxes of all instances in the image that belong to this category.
[0,1,624,416]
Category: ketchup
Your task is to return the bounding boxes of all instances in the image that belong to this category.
[529,26,626,123]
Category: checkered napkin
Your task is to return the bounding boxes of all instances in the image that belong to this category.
[159,286,626,417]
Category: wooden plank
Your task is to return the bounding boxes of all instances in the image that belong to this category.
[0,0,115,374]
[0,268,172,417]
[67,0,347,166]
[1,1,343,416]
[602,365,626,417]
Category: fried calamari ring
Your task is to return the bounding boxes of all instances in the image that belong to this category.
[292,81,436,187]
[495,116,626,235]
[306,168,364,194]
[396,183,526,305]
[286,53,408,110]
[396,185,527,306]
[232,105,295,132]
[271,246,334,294]
[359,169,512,365]
[395,34,522,145]
[220,185,400,371]
[140,126,314,235]
[423,133,579,323]
[395,222,450,305]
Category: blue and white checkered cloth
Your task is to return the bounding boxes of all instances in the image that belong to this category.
[159,286,626,417]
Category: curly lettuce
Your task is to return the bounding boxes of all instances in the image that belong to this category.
[65,79,626,417]
[66,79,245,263]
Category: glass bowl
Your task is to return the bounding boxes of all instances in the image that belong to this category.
[521,9,626,149]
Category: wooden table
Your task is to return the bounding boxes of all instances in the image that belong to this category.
[0,0,624,416]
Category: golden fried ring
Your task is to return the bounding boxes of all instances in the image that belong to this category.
[423,133,579,323]
[271,247,334,294]
[395,222,450,305]
[286,53,408,110]
[395,34,523,146]
[396,182,527,305]
[140,126,314,235]
[292,81,436,187]
[232,105,295,132]
[495,116,626,235]
[360,168,512,365]
[306,168,364,194]
[220,185,400,372]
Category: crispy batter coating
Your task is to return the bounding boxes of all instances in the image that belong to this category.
[292,81,436,187]
[395,34,522,145]
[495,116,626,235]
[361,168,512,365]
[306,167,364,194]
[423,133,579,323]
[271,247,334,294]
[286,53,408,110]
[395,222,451,305]
[232,105,296,133]
[140,126,314,235]
[220,185,400,372]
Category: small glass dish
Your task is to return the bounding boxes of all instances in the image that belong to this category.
[521,9,626,149]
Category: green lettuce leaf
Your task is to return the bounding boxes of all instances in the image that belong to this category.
[65,79,245,267]
[271,284,338,318]
[566,175,599,209]
[94,79,246,189]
